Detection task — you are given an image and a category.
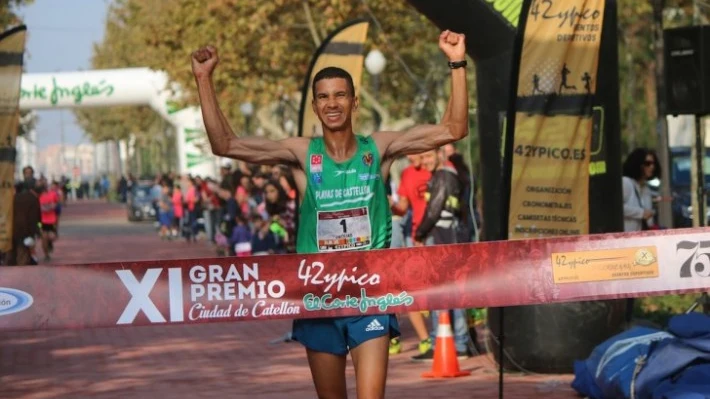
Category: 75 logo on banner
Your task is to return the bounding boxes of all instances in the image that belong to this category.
[677,241,710,278]
[116,268,184,324]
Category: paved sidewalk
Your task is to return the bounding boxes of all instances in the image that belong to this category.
[0,200,579,398]
[1,320,577,399]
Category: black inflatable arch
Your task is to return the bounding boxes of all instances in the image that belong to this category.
[407,0,625,373]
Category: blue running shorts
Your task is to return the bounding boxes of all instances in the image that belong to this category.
[292,315,400,356]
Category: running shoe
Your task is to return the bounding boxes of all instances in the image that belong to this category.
[418,337,432,354]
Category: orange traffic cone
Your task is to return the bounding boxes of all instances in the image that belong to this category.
[421,311,471,379]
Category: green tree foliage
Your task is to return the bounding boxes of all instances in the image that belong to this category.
[80,0,706,173]
[617,0,698,153]
[77,0,475,141]
[0,0,33,30]
[156,0,474,130]
[74,0,162,145]
[72,0,172,175]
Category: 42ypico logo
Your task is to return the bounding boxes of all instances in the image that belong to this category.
[0,288,34,316]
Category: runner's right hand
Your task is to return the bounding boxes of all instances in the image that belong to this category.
[191,46,219,79]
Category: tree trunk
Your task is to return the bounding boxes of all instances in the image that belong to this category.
[302,1,321,47]
[625,62,637,151]
[135,141,143,177]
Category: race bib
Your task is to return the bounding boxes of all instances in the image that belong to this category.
[317,207,372,252]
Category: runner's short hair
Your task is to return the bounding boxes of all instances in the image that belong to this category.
[312,67,355,98]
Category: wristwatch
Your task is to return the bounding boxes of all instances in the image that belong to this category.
[448,60,467,69]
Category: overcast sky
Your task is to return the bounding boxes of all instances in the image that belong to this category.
[16,0,110,149]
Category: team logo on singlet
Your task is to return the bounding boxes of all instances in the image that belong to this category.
[362,152,373,167]
[311,172,322,185]
[310,154,323,173]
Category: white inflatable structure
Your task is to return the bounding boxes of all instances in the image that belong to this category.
[19,68,217,178]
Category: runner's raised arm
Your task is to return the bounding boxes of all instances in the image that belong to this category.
[374,30,469,159]
[191,46,307,166]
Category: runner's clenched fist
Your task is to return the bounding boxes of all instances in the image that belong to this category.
[191,46,219,79]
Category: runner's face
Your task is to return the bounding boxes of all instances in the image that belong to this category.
[312,78,357,132]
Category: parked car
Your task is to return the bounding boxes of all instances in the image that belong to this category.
[127,182,156,222]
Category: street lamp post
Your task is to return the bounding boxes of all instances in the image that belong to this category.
[240,102,254,134]
[365,49,387,131]
[284,119,296,137]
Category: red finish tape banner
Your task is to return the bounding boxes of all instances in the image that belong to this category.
[1,228,710,332]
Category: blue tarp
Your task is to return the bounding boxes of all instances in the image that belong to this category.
[572,313,710,399]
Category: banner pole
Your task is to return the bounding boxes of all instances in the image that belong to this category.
[695,115,706,227]
[498,1,534,396]
[498,307,504,399]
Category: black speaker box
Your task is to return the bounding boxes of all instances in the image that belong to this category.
[664,25,710,116]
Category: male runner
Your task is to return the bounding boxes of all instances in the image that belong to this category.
[192,30,468,399]
[37,179,59,261]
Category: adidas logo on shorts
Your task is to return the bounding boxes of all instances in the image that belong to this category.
[365,319,385,332]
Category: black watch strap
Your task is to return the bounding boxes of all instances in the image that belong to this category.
[448,60,467,69]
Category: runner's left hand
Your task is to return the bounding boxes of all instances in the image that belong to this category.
[438,30,466,62]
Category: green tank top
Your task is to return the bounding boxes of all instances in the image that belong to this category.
[296,135,391,254]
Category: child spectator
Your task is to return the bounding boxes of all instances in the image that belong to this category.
[251,214,279,255]
[158,185,174,240]
[230,215,252,257]
[215,185,239,255]
[263,180,296,253]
